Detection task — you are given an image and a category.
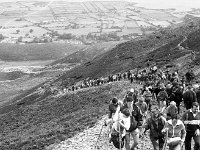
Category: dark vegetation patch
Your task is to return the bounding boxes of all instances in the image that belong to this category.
[181,28,200,51]
[0,71,29,81]
[51,41,121,65]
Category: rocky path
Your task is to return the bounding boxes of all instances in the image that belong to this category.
[48,115,154,150]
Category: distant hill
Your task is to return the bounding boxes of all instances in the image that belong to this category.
[51,41,124,65]
[0,43,84,61]
[54,17,200,84]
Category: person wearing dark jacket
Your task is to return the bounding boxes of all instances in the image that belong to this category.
[121,95,143,150]
[169,84,183,113]
[183,85,197,110]
[142,105,166,150]
[181,102,200,150]
[195,86,200,106]
[108,97,119,119]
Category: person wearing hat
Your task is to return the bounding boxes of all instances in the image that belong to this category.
[121,94,143,150]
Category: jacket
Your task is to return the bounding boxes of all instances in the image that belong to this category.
[144,116,166,139]
[120,103,143,127]
[183,90,197,104]
[166,119,186,139]
[181,109,200,132]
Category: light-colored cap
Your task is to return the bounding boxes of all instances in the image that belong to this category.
[170,101,176,106]
[130,88,134,92]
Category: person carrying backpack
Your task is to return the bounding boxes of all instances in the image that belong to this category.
[120,95,143,150]
[106,107,131,149]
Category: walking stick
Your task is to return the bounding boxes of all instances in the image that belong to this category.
[118,110,122,150]
[95,123,104,149]
[162,128,168,150]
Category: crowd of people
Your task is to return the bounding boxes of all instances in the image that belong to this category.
[36,64,195,99]
[105,67,200,150]
[33,63,199,150]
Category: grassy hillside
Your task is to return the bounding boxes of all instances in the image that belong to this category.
[0,71,29,81]
[51,17,200,86]
[0,43,84,61]
[0,81,136,150]
[51,41,123,65]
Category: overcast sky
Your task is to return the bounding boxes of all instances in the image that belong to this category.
[1,0,200,11]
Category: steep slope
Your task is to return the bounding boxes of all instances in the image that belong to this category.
[0,81,136,150]
[50,41,124,65]
[54,17,200,86]
[2,17,200,110]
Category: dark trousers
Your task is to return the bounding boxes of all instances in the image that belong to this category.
[150,136,164,150]
[185,131,200,150]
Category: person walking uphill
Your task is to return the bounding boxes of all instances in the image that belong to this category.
[183,85,197,110]
[181,102,200,150]
[141,105,166,150]
[121,95,143,150]
[162,113,186,150]
[108,97,122,119]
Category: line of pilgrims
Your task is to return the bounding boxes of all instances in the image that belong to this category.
[106,67,200,150]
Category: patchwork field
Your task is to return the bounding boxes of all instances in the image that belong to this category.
[0,0,196,44]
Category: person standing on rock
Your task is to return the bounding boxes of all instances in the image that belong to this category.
[141,105,166,150]
[120,95,143,150]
